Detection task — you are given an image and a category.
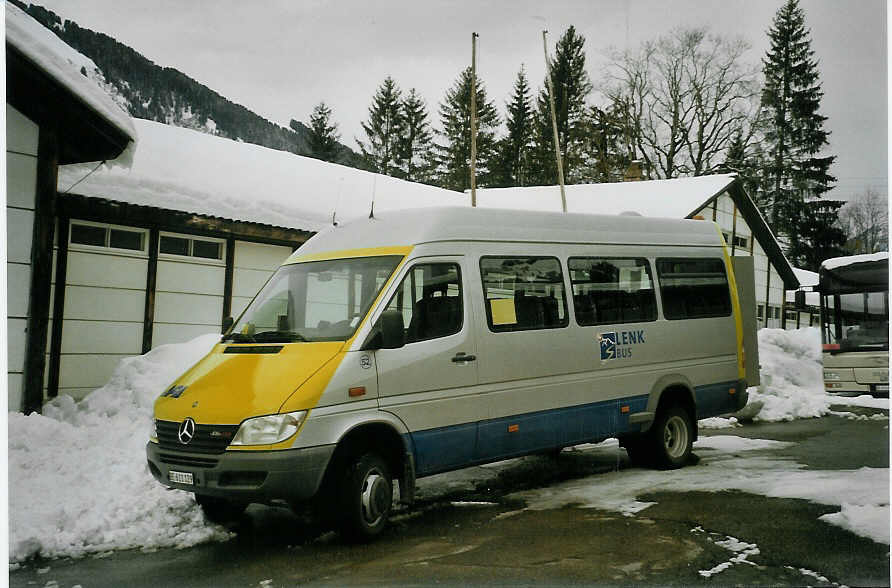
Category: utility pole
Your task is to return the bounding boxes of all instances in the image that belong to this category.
[470,32,478,207]
[542,30,567,213]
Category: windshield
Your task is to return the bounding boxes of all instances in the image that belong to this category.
[821,291,889,352]
[227,255,403,343]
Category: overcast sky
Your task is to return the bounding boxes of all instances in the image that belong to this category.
[33,0,887,201]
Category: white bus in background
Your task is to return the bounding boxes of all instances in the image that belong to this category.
[819,252,889,397]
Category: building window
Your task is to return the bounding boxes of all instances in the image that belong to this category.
[70,221,146,252]
[568,257,657,326]
[159,234,224,261]
[757,305,764,320]
[656,258,732,320]
[733,235,748,249]
[480,256,568,332]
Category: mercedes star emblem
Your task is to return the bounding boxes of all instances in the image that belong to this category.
[178,417,196,445]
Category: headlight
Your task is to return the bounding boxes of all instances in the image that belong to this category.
[150,419,158,442]
[231,411,308,446]
[824,370,842,381]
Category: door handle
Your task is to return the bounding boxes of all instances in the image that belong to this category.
[452,352,477,363]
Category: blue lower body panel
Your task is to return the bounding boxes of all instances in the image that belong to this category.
[410,394,648,477]
[408,381,744,477]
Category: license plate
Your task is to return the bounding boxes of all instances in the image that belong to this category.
[169,470,194,485]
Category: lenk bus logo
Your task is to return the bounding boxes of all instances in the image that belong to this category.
[599,330,646,361]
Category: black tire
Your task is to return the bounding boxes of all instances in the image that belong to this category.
[622,437,651,467]
[649,405,694,470]
[195,494,247,524]
[338,453,393,541]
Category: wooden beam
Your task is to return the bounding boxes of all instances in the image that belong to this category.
[22,128,58,414]
[142,228,160,353]
[56,194,312,248]
[222,236,235,328]
[47,215,69,399]
[730,204,738,256]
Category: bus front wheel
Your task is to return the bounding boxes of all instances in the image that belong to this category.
[339,453,393,541]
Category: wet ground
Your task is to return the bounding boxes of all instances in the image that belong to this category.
[11,405,890,587]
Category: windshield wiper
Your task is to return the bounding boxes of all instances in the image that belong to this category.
[221,332,255,343]
[251,330,307,343]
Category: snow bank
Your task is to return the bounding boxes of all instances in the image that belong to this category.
[744,328,832,421]
[9,334,228,563]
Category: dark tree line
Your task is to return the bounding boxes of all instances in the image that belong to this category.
[21,0,852,267]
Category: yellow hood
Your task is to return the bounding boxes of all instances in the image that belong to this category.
[153,341,344,424]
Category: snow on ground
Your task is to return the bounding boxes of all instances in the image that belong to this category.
[9,334,228,563]
[505,435,889,545]
[8,328,888,563]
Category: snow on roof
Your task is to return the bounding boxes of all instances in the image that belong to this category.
[794,268,819,288]
[821,251,889,272]
[474,174,736,218]
[6,3,137,143]
[58,119,468,232]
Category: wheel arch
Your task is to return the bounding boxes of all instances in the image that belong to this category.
[643,375,698,441]
[324,419,415,504]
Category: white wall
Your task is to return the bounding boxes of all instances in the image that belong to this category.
[7,104,39,411]
[152,233,226,346]
[230,241,292,320]
[56,227,148,400]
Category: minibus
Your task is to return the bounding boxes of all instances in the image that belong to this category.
[147,206,750,539]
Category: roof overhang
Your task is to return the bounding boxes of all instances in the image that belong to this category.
[6,44,132,164]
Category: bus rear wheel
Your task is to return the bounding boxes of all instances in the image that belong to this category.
[650,405,694,469]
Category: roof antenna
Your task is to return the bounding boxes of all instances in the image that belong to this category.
[369,174,377,219]
[332,177,345,226]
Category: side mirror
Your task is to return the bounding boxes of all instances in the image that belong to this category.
[222,316,234,334]
[379,309,406,349]
[794,291,806,309]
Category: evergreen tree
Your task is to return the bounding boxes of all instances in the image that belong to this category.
[787,199,848,271]
[723,130,769,211]
[578,104,630,183]
[400,88,436,183]
[307,101,340,162]
[436,67,500,192]
[493,66,535,187]
[532,26,592,185]
[358,77,406,177]
[760,0,836,242]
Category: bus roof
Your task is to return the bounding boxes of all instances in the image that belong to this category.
[819,252,889,294]
[289,206,725,261]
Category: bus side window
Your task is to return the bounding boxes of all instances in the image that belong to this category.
[656,258,732,320]
[480,256,569,332]
[568,257,657,326]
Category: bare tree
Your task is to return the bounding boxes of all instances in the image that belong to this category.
[838,188,889,254]
[602,28,761,179]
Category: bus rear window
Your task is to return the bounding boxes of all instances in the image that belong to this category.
[656,258,731,320]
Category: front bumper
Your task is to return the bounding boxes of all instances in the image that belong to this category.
[146,441,335,503]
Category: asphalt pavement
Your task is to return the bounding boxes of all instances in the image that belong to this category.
[10,405,889,587]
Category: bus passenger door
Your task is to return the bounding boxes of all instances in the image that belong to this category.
[373,258,479,475]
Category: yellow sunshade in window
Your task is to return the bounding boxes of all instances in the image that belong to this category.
[490,298,517,325]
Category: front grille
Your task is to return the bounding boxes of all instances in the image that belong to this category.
[159,453,219,468]
[156,420,239,454]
